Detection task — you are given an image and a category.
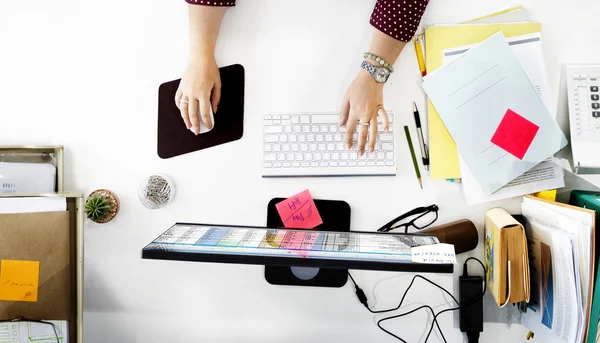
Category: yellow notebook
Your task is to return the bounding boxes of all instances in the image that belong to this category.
[424,22,542,179]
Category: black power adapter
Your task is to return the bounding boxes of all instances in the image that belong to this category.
[459,262,484,343]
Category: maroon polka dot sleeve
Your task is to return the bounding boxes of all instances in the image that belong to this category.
[370,0,429,42]
[185,0,235,6]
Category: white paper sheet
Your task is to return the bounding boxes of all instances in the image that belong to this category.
[0,197,66,214]
[0,320,67,343]
[441,33,565,205]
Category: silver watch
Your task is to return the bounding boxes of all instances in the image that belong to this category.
[361,60,391,83]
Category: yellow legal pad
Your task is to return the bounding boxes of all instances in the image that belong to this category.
[0,260,40,302]
[425,22,542,179]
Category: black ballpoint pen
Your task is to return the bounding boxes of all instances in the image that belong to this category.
[413,102,430,170]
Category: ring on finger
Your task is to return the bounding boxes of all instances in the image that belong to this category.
[359,122,370,127]
[180,98,189,104]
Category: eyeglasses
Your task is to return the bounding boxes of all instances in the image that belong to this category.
[377,204,439,233]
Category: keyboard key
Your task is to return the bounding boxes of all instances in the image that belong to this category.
[295,153,303,160]
[311,126,319,133]
[334,134,342,142]
[325,134,333,142]
[336,143,344,150]
[368,153,376,160]
[312,114,339,124]
[302,126,310,133]
[320,125,329,133]
[311,162,319,167]
[382,143,394,150]
[317,134,324,142]
[300,115,310,124]
[367,161,375,166]
[386,152,394,160]
[264,154,276,161]
[282,144,290,152]
[298,135,306,142]
[280,135,288,142]
[320,161,328,167]
[289,135,297,142]
[376,161,385,166]
[332,153,340,160]
[349,161,357,167]
[284,126,292,133]
[302,162,310,167]
[293,126,302,133]
[300,144,308,151]
[327,143,335,151]
[350,152,358,159]
[273,115,281,120]
[291,115,299,124]
[264,144,272,152]
[291,144,299,151]
[286,153,294,160]
[307,135,315,142]
[273,119,281,124]
[265,126,283,134]
[323,152,331,160]
[339,126,346,133]
[591,86,599,92]
[273,145,281,152]
[377,152,385,160]
[274,162,282,168]
[292,162,300,168]
[314,153,322,160]
[277,153,285,161]
[341,152,349,160]
[375,142,381,150]
[304,153,313,160]
[283,162,291,168]
[388,114,394,123]
[358,161,367,167]
[264,119,273,125]
[264,163,272,168]
[380,134,394,142]
[309,144,317,151]
[265,135,279,143]
[318,143,326,151]
[330,161,338,167]
[386,161,394,166]
[340,161,348,167]
[282,115,290,120]
[329,125,338,132]
[264,115,272,120]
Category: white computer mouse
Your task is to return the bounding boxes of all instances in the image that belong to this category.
[190,107,215,134]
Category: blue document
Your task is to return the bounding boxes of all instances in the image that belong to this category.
[422,32,567,194]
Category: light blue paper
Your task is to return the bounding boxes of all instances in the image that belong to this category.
[422,32,567,194]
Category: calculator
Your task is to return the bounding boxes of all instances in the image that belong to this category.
[566,64,600,171]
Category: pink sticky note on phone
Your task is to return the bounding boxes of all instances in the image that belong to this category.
[275,189,323,229]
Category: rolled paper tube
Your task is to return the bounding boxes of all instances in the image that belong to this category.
[416,219,478,254]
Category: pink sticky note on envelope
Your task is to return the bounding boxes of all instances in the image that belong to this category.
[275,189,323,229]
[490,109,539,160]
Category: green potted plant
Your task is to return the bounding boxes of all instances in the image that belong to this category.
[85,189,119,223]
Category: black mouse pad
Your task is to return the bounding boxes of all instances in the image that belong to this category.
[265,198,351,287]
[157,64,245,159]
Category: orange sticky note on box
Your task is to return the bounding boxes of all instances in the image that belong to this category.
[0,260,40,302]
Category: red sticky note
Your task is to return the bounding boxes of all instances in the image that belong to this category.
[275,189,323,229]
[490,109,539,160]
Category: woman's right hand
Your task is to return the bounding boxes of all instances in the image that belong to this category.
[175,56,221,135]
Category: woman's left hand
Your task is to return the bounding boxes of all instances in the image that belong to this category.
[339,70,390,156]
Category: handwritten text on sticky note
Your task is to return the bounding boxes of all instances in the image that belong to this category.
[411,244,457,264]
[0,260,40,302]
[275,189,323,229]
[490,109,539,160]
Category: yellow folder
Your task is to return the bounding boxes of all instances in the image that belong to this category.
[424,22,542,179]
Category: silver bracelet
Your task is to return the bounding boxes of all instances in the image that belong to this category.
[363,52,394,73]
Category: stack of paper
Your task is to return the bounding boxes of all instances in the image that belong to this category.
[420,7,568,204]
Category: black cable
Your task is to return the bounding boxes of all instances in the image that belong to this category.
[348,257,487,343]
[0,317,60,343]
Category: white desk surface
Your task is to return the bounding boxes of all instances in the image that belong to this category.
[2,0,600,342]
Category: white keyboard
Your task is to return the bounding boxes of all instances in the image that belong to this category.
[262,112,396,177]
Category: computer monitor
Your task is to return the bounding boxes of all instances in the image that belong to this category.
[142,223,454,273]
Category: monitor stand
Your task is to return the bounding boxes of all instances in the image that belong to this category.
[265,198,351,288]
